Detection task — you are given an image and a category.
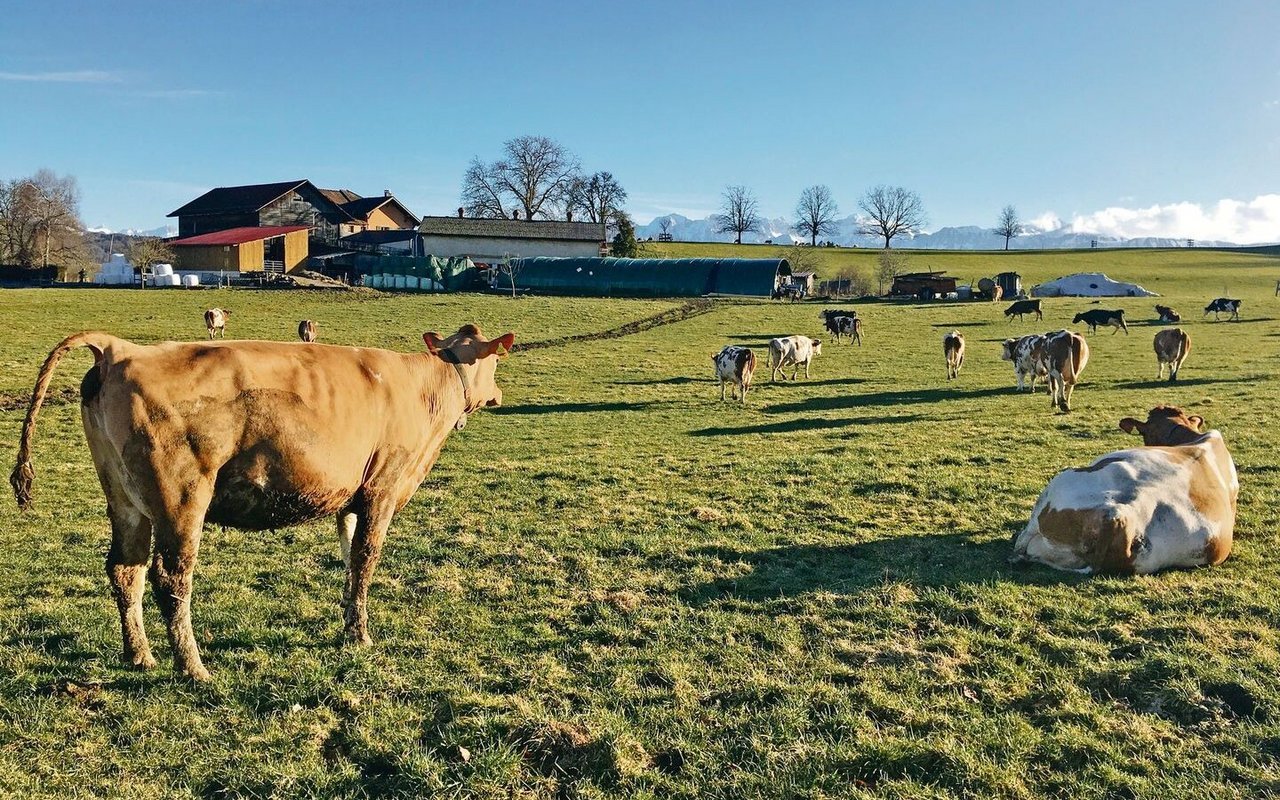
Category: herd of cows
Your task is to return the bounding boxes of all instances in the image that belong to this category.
[1,292,1249,679]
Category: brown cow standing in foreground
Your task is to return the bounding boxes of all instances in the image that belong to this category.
[1154,327,1190,382]
[10,324,514,680]
[298,319,317,342]
[204,308,230,339]
[1040,329,1090,412]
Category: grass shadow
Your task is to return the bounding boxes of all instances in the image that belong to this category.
[764,385,1014,414]
[689,413,927,437]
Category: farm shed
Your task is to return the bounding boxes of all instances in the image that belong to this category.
[891,271,958,300]
[996,271,1022,298]
[169,226,310,273]
[354,254,477,291]
[1031,272,1158,297]
[509,257,789,297]
[419,216,607,261]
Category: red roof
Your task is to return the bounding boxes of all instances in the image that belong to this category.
[170,226,310,246]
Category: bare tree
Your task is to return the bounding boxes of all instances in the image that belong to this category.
[857,185,926,248]
[126,237,175,272]
[0,169,90,271]
[712,185,762,244]
[658,216,674,238]
[994,205,1023,250]
[876,249,910,294]
[495,253,521,298]
[792,185,839,246]
[568,171,627,224]
[461,135,581,220]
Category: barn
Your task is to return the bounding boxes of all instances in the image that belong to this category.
[419,216,607,261]
[169,226,310,274]
[508,257,789,297]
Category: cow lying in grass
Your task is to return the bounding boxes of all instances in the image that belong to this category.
[1011,406,1237,575]
[10,324,514,680]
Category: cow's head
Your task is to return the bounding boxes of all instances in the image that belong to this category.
[1000,338,1017,361]
[1071,313,1085,324]
[423,324,515,411]
[1119,406,1206,446]
[810,339,823,354]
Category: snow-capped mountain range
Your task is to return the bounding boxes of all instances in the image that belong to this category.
[87,225,176,237]
[635,214,1242,249]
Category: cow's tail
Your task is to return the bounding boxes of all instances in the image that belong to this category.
[11,332,122,511]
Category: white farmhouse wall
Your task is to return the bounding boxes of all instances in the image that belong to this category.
[420,236,601,261]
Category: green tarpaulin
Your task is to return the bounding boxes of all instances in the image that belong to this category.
[510,257,789,297]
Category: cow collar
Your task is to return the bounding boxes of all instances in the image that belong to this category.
[437,348,472,429]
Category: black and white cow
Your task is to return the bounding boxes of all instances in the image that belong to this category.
[1204,298,1241,321]
[1072,308,1128,335]
[1000,334,1048,392]
[819,309,862,345]
[712,345,757,402]
[1004,299,1043,322]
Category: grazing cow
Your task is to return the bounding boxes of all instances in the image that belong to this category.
[1072,308,1129,335]
[1004,298,1043,322]
[10,323,515,680]
[1154,304,1181,323]
[1040,329,1090,412]
[204,308,230,339]
[1000,334,1047,392]
[819,309,863,345]
[768,335,822,381]
[1154,327,1190,382]
[1010,406,1237,575]
[713,345,756,403]
[298,319,317,343]
[942,331,965,380]
[1204,298,1241,321]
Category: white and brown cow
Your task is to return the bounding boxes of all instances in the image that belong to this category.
[298,319,318,343]
[1000,334,1047,392]
[942,331,965,380]
[1154,304,1181,324]
[1154,327,1190,382]
[1041,329,1090,412]
[204,308,230,339]
[1010,406,1237,575]
[10,323,514,680]
[713,345,756,402]
[768,335,822,381]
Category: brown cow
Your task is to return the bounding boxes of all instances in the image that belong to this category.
[1040,329,1089,412]
[942,331,965,380]
[204,308,230,339]
[10,324,514,680]
[298,319,318,342]
[1154,327,1190,382]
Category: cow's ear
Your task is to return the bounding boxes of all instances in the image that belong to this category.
[479,332,515,358]
[422,332,444,354]
[1119,418,1143,435]
[1188,415,1204,430]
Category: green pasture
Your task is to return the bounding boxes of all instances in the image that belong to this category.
[1,247,1279,798]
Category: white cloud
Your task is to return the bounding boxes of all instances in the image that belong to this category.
[1027,211,1063,232]
[1066,195,1280,244]
[0,70,120,83]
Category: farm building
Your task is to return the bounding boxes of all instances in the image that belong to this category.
[318,189,420,238]
[891,271,958,300]
[787,270,818,294]
[508,257,789,297]
[169,226,310,273]
[419,215,607,262]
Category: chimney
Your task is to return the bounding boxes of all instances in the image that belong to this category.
[384,189,391,197]
[566,210,573,222]
[457,207,465,218]
[512,209,520,220]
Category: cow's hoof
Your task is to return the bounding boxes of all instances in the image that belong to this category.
[344,629,373,647]
[183,665,213,683]
[127,653,157,670]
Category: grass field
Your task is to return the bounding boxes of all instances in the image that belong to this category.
[2,247,1280,798]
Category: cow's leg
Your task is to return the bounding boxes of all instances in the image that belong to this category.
[343,501,394,646]
[720,379,726,401]
[106,503,156,669]
[149,505,211,681]
[337,511,358,607]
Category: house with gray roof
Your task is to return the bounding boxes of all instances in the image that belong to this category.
[418,214,607,262]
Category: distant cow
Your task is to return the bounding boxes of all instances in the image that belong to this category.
[1073,308,1128,335]
[1040,329,1090,412]
[298,320,317,343]
[204,308,230,339]
[1001,334,1048,392]
[1204,298,1241,321]
[1005,299,1043,322]
[827,315,862,345]
[1154,304,1181,323]
[768,335,822,381]
[1010,406,1237,575]
[1154,328,1190,382]
[713,345,756,403]
[942,331,965,380]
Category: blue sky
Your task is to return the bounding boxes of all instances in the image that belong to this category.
[2,1,1278,240]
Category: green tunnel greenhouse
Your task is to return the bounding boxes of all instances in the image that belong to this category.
[508,257,790,297]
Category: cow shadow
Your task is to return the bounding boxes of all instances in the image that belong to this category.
[491,400,663,415]
[764,385,1013,415]
[676,533,1071,606]
[689,412,927,437]
[761,377,867,388]
[929,321,991,328]
[610,376,699,386]
[1111,376,1261,390]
